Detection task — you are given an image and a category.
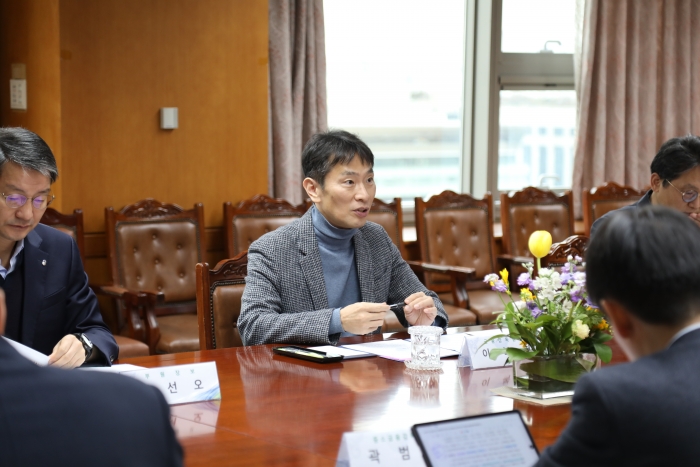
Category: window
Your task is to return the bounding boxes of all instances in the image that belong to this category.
[324,0,466,202]
[496,0,576,192]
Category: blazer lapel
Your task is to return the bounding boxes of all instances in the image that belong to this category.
[353,229,374,303]
[298,210,329,310]
[22,229,49,347]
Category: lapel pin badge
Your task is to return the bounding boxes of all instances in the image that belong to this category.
[42,260,47,266]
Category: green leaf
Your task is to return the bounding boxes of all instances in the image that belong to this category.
[589,332,613,343]
[480,334,510,348]
[593,343,613,363]
[488,348,507,361]
[535,315,559,325]
[519,357,589,383]
[505,347,539,362]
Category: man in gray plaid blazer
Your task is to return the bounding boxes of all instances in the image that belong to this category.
[239,130,448,346]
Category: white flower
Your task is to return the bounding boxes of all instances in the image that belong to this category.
[483,273,499,283]
[562,299,573,313]
[512,300,526,312]
[572,319,590,339]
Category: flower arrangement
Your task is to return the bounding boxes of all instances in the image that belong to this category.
[483,231,613,371]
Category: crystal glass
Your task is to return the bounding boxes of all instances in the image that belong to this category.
[405,326,443,371]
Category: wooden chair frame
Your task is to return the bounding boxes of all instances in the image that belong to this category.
[582,182,645,235]
[368,197,406,258]
[100,199,206,353]
[196,252,248,350]
[40,208,85,262]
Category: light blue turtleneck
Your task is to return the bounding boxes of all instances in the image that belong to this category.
[311,205,361,337]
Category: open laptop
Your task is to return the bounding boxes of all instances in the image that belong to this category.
[412,411,539,467]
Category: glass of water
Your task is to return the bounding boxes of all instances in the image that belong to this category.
[405,326,443,371]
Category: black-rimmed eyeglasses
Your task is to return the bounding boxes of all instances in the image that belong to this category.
[1,193,54,209]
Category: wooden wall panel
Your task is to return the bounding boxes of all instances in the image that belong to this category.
[59,0,269,232]
[0,0,63,204]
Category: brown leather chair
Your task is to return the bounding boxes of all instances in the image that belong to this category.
[196,252,248,350]
[412,190,497,325]
[100,199,205,354]
[40,208,150,358]
[367,197,407,259]
[541,235,589,269]
[582,182,645,235]
[500,187,574,288]
[223,194,307,258]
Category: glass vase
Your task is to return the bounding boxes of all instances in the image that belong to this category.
[512,353,600,399]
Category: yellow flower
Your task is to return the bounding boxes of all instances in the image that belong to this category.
[520,288,534,301]
[595,319,609,331]
[520,340,527,348]
[528,231,553,259]
[499,268,509,284]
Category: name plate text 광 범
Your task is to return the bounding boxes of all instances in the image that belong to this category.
[123,361,221,405]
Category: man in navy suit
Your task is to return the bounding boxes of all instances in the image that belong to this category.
[0,288,184,466]
[0,127,117,366]
[536,206,700,466]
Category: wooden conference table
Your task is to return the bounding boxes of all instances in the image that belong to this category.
[119,327,625,467]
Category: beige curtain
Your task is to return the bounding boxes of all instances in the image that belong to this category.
[268,0,328,204]
[573,0,700,214]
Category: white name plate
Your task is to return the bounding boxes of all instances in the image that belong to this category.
[336,429,425,467]
[458,330,520,370]
[123,362,221,405]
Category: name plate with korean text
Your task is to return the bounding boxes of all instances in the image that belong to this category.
[336,429,425,467]
[458,329,520,370]
[123,362,221,405]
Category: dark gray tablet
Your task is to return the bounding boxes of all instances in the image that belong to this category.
[411,410,539,467]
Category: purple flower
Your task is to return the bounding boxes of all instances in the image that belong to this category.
[527,301,543,318]
[491,280,508,293]
[517,272,532,287]
[570,289,584,303]
[560,272,573,285]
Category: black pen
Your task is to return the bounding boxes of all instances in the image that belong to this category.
[388,302,405,311]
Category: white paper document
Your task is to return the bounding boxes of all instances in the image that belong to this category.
[342,340,458,362]
[438,333,468,352]
[2,336,49,366]
[309,345,374,359]
[79,364,146,373]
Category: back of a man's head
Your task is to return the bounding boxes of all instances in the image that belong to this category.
[587,206,700,325]
[301,130,374,186]
[650,134,700,183]
[0,127,58,182]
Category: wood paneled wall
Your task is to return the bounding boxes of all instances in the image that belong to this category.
[59,0,269,232]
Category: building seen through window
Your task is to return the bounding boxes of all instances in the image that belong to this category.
[324,0,465,202]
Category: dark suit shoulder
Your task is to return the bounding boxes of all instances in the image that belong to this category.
[31,223,76,249]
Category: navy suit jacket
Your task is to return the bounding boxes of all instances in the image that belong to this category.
[0,338,183,466]
[589,190,652,237]
[11,223,118,362]
[535,328,700,466]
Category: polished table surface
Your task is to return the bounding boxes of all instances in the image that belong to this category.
[119,327,625,467]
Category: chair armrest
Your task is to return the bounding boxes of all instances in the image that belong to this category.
[93,284,130,298]
[406,261,475,309]
[497,254,533,266]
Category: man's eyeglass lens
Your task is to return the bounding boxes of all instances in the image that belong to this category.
[2,193,53,209]
[666,181,698,203]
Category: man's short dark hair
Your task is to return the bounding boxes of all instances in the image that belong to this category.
[0,127,58,183]
[302,130,374,186]
[587,206,700,325]
[650,135,700,187]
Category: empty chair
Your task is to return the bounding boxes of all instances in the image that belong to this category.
[100,199,205,354]
[413,190,498,325]
[367,197,407,259]
[196,252,248,350]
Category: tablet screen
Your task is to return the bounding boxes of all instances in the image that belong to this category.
[412,411,539,467]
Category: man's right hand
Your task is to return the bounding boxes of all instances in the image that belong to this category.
[339,302,389,335]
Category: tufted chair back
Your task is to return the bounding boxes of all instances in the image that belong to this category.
[196,252,248,350]
[582,182,644,235]
[105,199,205,354]
[500,187,574,258]
[367,197,406,258]
[224,194,307,258]
[415,191,497,292]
